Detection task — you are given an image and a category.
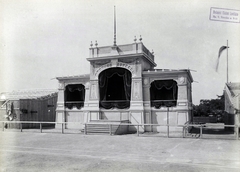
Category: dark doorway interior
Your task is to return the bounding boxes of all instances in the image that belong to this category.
[106,73,126,100]
[99,68,132,109]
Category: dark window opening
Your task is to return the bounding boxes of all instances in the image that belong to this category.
[150,80,178,108]
[99,68,132,109]
[64,84,85,109]
[106,74,126,100]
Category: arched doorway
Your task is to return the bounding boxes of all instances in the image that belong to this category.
[98,67,132,109]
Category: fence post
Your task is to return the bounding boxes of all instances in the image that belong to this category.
[109,124,112,135]
[182,126,185,138]
[84,123,87,135]
[137,125,139,137]
[40,123,42,133]
[167,107,169,138]
[62,123,64,134]
[238,124,239,140]
[167,124,169,138]
[236,125,239,140]
[200,125,203,139]
[20,123,22,132]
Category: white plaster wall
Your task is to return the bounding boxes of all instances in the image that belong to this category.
[101,111,129,121]
[129,111,144,132]
[151,111,187,132]
[65,111,85,129]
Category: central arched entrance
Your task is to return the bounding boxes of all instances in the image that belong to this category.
[98,67,132,109]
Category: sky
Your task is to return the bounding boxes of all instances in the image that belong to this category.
[0,0,240,105]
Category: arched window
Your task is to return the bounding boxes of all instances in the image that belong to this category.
[98,68,132,109]
[64,84,85,109]
[150,80,178,108]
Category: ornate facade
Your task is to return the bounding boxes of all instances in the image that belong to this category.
[56,41,193,133]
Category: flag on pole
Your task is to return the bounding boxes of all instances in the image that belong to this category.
[215,46,228,72]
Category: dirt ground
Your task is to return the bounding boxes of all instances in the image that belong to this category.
[0,131,239,172]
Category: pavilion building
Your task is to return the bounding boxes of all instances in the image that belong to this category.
[55,39,193,134]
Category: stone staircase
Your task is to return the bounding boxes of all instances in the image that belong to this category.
[84,120,130,135]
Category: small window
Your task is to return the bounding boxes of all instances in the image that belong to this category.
[64,84,85,109]
[150,80,178,108]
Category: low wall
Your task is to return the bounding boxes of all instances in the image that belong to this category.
[146,110,188,132]
[100,111,129,121]
[65,111,85,129]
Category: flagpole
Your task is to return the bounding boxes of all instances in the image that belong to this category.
[227,40,228,83]
[113,6,117,46]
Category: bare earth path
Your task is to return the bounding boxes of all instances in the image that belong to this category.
[0,131,239,172]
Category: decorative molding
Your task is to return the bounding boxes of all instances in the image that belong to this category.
[135,59,140,74]
[133,81,142,100]
[143,78,149,85]
[91,65,95,75]
[94,61,135,77]
[85,82,90,89]
[131,103,142,106]
[178,76,185,84]
[93,60,111,66]
[90,83,97,100]
[94,62,112,77]
[178,102,187,106]
[118,57,137,64]
[144,103,150,107]
[116,62,134,74]
[59,82,64,89]
[111,59,118,67]
[88,104,98,107]
[134,82,139,100]
[149,78,178,84]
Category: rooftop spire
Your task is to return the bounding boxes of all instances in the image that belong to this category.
[113,6,117,46]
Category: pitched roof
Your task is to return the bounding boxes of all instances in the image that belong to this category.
[0,89,58,100]
[56,74,90,80]
[226,83,240,97]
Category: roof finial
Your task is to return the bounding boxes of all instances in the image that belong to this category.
[139,35,142,42]
[113,6,117,46]
[95,40,98,47]
[134,36,137,43]
[90,41,93,47]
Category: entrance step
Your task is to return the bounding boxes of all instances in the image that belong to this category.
[184,132,201,138]
[84,120,130,135]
